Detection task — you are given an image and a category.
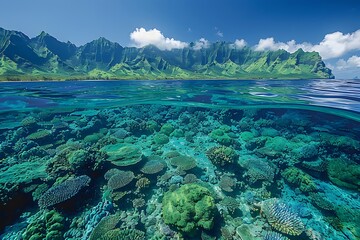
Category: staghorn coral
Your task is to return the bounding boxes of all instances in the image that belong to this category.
[206,145,237,167]
[133,198,146,208]
[135,177,151,190]
[219,176,236,192]
[107,171,135,191]
[140,160,166,174]
[264,231,290,240]
[38,175,91,209]
[259,198,304,236]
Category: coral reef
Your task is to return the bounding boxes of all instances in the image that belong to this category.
[282,167,317,192]
[107,171,135,191]
[38,175,91,209]
[206,145,237,167]
[101,144,143,166]
[162,183,216,235]
[258,198,305,236]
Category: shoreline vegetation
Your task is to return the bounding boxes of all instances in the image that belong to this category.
[0,27,335,81]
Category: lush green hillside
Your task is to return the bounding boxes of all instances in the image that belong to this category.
[0,27,334,80]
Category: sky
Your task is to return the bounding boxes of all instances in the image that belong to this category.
[1,0,360,78]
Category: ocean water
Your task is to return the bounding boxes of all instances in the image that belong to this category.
[0,79,359,240]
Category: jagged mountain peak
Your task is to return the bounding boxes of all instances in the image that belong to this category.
[0,26,334,80]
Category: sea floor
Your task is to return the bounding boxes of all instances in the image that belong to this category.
[0,104,359,240]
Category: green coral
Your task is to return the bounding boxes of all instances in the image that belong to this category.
[22,210,65,240]
[206,145,237,167]
[282,167,317,192]
[160,123,175,136]
[209,126,234,146]
[101,144,143,166]
[327,158,360,190]
[153,133,169,145]
[162,183,216,235]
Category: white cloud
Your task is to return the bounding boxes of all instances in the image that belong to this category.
[254,37,312,53]
[233,39,247,49]
[130,28,188,50]
[312,30,360,60]
[254,29,360,60]
[216,31,223,38]
[336,55,360,70]
[193,38,210,50]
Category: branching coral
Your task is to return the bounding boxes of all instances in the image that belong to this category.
[259,198,304,236]
[38,175,91,209]
[206,145,237,167]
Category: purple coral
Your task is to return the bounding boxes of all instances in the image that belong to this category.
[38,175,91,209]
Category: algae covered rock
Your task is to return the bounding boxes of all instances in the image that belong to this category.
[162,183,216,235]
[101,143,143,166]
[327,158,360,190]
[282,167,317,192]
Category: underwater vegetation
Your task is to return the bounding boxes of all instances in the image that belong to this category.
[0,104,360,240]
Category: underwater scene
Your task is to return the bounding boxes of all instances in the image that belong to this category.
[0,79,360,240]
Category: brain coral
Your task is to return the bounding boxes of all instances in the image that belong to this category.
[260,198,304,236]
[162,183,216,235]
[107,171,135,190]
[38,175,91,209]
[101,144,143,166]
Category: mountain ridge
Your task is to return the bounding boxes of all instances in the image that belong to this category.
[0,27,334,80]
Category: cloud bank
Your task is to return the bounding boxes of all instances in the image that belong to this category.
[336,56,360,70]
[254,30,360,60]
[130,28,188,51]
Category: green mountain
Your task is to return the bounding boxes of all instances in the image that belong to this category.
[0,27,334,80]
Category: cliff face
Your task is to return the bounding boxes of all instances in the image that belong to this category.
[0,27,334,80]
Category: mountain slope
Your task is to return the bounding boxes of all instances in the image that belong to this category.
[0,27,334,80]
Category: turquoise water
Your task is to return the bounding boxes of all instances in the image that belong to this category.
[0,79,359,240]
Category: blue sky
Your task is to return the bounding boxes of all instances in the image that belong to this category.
[1,0,360,78]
